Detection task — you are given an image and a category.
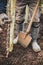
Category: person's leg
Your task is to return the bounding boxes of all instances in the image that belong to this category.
[29,1,41,52]
[0,13,11,34]
[13,0,26,44]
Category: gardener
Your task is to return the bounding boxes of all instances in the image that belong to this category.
[13,0,41,52]
[0,0,10,33]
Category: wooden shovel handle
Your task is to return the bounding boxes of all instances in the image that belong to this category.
[26,0,40,34]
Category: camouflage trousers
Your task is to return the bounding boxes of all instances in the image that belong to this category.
[15,0,40,40]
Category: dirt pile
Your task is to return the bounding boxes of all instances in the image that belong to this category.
[0,14,43,65]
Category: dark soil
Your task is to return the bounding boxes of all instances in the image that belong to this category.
[0,14,43,65]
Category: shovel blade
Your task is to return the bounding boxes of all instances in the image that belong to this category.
[18,32,32,48]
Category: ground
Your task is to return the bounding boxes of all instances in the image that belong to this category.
[0,14,43,65]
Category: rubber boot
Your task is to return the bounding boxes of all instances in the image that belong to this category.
[13,23,23,44]
[31,22,41,52]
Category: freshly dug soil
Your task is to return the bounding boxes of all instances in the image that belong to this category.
[0,14,43,65]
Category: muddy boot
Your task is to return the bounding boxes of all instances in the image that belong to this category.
[13,23,23,44]
[31,22,41,52]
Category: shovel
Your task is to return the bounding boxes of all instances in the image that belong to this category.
[18,0,40,48]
